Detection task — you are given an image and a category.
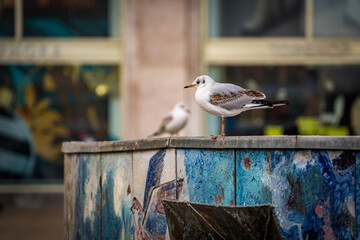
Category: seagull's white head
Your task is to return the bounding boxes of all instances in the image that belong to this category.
[184,75,215,89]
[174,102,190,114]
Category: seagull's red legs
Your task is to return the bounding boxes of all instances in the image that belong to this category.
[211,117,225,139]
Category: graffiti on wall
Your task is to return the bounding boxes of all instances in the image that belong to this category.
[131,149,183,239]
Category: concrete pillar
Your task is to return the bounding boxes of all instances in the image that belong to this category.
[123,0,202,140]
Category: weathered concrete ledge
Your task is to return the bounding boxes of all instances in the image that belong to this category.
[61,136,360,153]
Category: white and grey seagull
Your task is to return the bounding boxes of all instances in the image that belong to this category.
[184,75,290,139]
[149,102,190,137]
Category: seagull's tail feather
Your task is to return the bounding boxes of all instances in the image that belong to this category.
[148,128,165,138]
[248,99,290,109]
[148,131,161,137]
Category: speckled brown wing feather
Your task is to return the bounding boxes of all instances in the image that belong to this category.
[209,84,266,111]
[245,89,266,99]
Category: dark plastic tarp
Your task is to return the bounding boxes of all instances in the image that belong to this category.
[162,200,283,240]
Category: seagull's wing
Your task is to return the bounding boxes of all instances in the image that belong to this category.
[210,83,266,111]
[159,114,173,132]
[160,112,174,130]
[150,113,173,136]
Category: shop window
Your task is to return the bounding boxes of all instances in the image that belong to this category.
[0,0,15,37]
[212,65,360,136]
[205,0,360,136]
[209,0,304,37]
[23,0,119,37]
[0,65,119,179]
[314,0,360,37]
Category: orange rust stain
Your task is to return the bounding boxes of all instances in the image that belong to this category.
[96,203,100,216]
[213,184,225,204]
[230,198,235,206]
[266,151,272,175]
[242,155,251,170]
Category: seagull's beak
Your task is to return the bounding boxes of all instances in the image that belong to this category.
[184,84,195,88]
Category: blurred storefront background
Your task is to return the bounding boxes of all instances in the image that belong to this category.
[0,0,359,202]
[0,1,121,237]
[205,0,360,137]
[0,0,121,181]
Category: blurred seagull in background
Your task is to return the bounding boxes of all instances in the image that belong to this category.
[149,102,190,137]
[184,75,290,139]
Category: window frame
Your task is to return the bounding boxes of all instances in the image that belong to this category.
[1,0,123,64]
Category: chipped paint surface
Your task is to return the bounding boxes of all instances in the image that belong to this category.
[83,156,100,222]
[64,139,360,240]
[236,150,272,206]
[177,149,235,205]
[271,150,356,239]
[73,154,101,239]
[102,153,134,239]
[64,154,78,239]
[356,152,360,240]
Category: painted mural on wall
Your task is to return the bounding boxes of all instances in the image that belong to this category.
[65,147,359,240]
[131,149,183,240]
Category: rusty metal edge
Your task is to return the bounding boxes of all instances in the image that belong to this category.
[61,136,360,153]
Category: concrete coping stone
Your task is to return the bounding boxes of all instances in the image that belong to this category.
[61,136,360,153]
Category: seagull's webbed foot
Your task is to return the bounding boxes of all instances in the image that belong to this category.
[211,133,225,139]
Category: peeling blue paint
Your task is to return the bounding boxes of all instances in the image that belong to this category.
[271,150,355,239]
[356,152,360,240]
[74,154,101,240]
[236,150,272,205]
[181,149,235,205]
[102,169,133,240]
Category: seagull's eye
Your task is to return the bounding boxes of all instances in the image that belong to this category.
[203,80,205,83]
[196,80,200,84]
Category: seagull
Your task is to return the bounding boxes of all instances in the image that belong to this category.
[149,102,190,137]
[184,75,290,139]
